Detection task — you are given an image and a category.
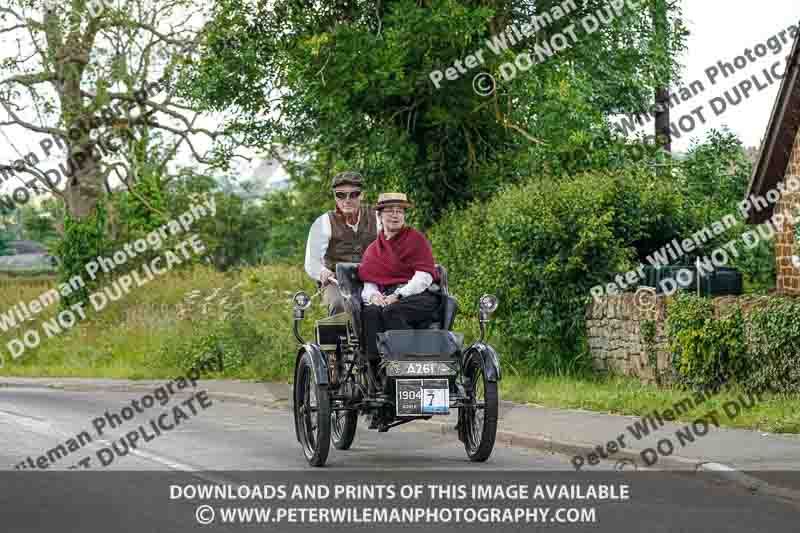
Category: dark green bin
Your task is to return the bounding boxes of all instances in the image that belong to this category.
[640,265,742,296]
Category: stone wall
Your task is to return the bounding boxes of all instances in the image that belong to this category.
[585,293,670,383]
[585,294,777,384]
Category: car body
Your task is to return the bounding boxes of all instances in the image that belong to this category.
[291,263,501,467]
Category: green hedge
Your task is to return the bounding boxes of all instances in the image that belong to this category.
[746,299,800,393]
[666,294,800,393]
[430,168,696,373]
[665,293,747,390]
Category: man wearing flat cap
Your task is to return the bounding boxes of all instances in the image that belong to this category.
[304,171,379,315]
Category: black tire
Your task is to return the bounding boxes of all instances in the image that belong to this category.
[462,356,498,462]
[331,409,358,450]
[293,352,331,467]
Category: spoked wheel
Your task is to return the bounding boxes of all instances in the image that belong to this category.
[293,353,331,466]
[462,357,498,462]
[331,408,358,450]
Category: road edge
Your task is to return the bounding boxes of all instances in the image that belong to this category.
[4,378,800,504]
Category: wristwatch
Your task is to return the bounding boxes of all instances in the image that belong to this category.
[395,292,403,300]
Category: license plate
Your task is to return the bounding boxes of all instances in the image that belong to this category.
[385,361,456,377]
[396,379,449,416]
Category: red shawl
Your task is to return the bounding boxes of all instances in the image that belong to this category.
[358,226,440,287]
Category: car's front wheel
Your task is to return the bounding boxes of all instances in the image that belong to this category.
[293,352,331,466]
[461,356,498,462]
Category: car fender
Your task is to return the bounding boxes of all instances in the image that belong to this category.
[293,344,329,443]
[295,343,330,386]
[462,342,501,382]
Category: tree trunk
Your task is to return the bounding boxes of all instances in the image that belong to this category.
[652,0,671,154]
[654,87,671,153]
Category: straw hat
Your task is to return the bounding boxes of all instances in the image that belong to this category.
[375,192,414,211]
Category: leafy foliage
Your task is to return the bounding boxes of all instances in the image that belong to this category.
[640,319,661,384]
[656,129,772,293]
[745,299,800,394]
[0,228,13,256]
[55,203,109,307]
[673,308,747,390]
[164,169,272,270]
[665,292,713,372]
[186,0,688,229]
[666,294,800,394]
[159,309,267,376]
[677,129,752,223]
[431,166,697,372]
[20,205,59,248]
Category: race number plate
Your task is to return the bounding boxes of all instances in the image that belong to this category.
[395,379,449,416]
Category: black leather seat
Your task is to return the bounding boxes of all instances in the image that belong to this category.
[335,263,459,339]
[430,265,458,331]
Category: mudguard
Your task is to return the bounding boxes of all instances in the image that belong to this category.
[458,342,501,443]
[462,342,501,382]
[298,343,330,386]
[293,344,329,443]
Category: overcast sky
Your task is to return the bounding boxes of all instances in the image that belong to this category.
[648,0,799,151]
[0,0,797,194]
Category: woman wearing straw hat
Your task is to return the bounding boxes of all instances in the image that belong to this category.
[358,193,442,375]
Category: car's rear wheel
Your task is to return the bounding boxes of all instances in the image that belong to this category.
[331,408,358,450]
[293,352,331,466]
[462,356,498,462]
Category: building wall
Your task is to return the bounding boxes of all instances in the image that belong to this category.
[776,129,800,295]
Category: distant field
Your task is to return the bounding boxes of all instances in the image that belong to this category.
[0,264,319,381]
[0,269,57,279]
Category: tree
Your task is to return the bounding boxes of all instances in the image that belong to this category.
[186,0,688,228]
[651,0,676,153]
[0,0,227,220]
[164,167,272,270]
[21,204,58,245]
[0,1,252,303]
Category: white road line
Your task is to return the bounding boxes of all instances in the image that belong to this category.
[0,407,234,484]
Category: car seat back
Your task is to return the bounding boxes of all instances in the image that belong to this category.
[335,262,458,333]
[336,262,364,338]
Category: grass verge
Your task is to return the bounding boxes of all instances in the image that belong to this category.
[0,264,797,434]
[500,374,800,434]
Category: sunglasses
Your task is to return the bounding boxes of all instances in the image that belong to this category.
[335,191,361,200]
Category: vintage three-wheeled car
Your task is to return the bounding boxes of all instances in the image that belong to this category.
[291,263,501,467]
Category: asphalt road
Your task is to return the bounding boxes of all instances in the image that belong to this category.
[0,386,597,471]
[1,386,798,533]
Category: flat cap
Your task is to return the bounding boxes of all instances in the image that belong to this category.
[331,171,364,189]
